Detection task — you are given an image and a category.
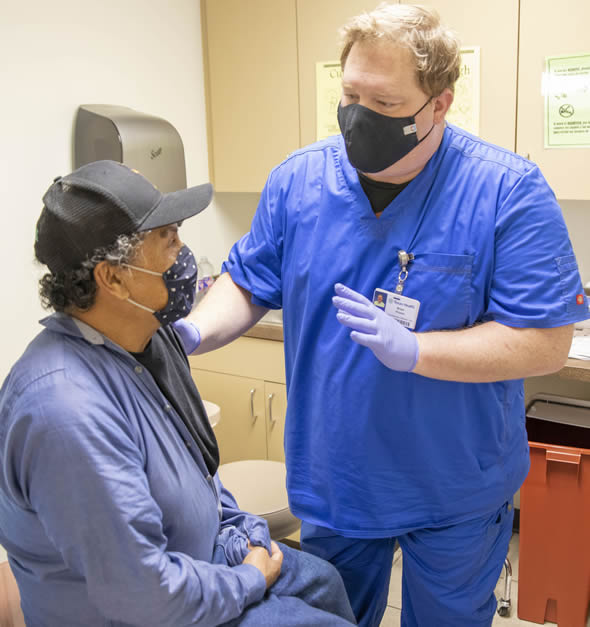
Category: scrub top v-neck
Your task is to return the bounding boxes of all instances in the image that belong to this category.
[223,126,588,537]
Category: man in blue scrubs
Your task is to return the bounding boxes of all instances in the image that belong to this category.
[176,4,589,626]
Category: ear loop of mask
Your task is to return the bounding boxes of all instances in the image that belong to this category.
[122,263,162,314]
[415,97,435,145]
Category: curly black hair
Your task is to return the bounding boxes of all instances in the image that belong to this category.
[37,233,144,312]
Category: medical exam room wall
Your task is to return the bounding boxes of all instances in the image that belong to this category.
[0,1,261,562]
[0,1,260,379]
[3,2,590,565]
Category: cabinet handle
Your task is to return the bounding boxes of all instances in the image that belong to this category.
[546,449,581,465]
[268,393,276,425]
[249,388,258,423]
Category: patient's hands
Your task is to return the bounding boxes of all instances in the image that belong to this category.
[243,541,283,589]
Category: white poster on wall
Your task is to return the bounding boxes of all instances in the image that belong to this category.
[544,53,590,148]
[317,48,481,141]
[446,46,481,136]
[316,61,342,141]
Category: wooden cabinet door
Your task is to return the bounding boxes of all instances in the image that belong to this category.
[402,0,519,151]
[191,368,267,463]
[202,0,300,191]
[297,0,398,148]
[265,382,287,462]
[518,0,590,199]
[189,336,286,385]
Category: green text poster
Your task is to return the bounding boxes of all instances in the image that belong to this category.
[545,54,590,148]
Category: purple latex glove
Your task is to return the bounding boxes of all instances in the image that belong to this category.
[333,283,419,372]
[172,318,201,354]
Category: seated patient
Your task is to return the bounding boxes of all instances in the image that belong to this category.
[0,161,355,627]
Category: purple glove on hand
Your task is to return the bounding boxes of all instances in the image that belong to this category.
[172,318,201,355]
[332,283,419,372]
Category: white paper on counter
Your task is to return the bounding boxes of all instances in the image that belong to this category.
[568,336,590,360]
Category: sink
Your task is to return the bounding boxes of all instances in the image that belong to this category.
[261,309,283,325]
[202,400,220,427]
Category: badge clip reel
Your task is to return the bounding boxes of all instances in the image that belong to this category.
[395,250,414,295]
[372,250,421,330]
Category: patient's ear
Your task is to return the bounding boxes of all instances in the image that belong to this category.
[93,261,130,301]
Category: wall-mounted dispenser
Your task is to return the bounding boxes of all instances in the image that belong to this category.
[74,104,187,192]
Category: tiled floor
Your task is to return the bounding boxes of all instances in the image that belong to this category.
[381,532,590,626]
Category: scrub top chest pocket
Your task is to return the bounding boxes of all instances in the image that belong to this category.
[394,252,475,332]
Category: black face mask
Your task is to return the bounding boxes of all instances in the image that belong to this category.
[337,99,434,173]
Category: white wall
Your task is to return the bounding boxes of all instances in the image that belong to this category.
[0,0,262,563]
[0,0,259,386]
[1,1,589,564]
[2,0,588,393]
[561,200,590,285]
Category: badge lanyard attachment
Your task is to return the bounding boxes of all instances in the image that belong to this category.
[395,250,414,294]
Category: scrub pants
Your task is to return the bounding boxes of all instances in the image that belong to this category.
[219,542,357,626]
[300,500,514,627]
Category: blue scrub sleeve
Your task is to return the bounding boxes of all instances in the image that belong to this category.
[222,171,284,309]
[484,165,587,327]
[11,383,266,627]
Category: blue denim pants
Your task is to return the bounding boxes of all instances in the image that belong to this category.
[301,500,514,627]
[217,541,356,626]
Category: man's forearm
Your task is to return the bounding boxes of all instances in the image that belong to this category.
[412,321,573,382]
[188,272,268,354]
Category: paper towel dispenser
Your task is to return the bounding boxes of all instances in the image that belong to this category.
[74,104,187,192]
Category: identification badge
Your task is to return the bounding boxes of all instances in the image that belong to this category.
[373,288,420,330]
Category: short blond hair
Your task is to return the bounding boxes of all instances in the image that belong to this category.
[339,3,461,96]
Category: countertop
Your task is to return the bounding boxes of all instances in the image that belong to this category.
[243,321,284,342]
[242,323,590,382]
[555,358,590,383]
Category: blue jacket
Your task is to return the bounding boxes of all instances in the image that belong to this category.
[0,314,268,626]
[224,125,589,537]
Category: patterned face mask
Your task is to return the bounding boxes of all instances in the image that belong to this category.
[124,245,198,325]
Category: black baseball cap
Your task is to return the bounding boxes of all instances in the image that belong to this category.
[35,160,213,273]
